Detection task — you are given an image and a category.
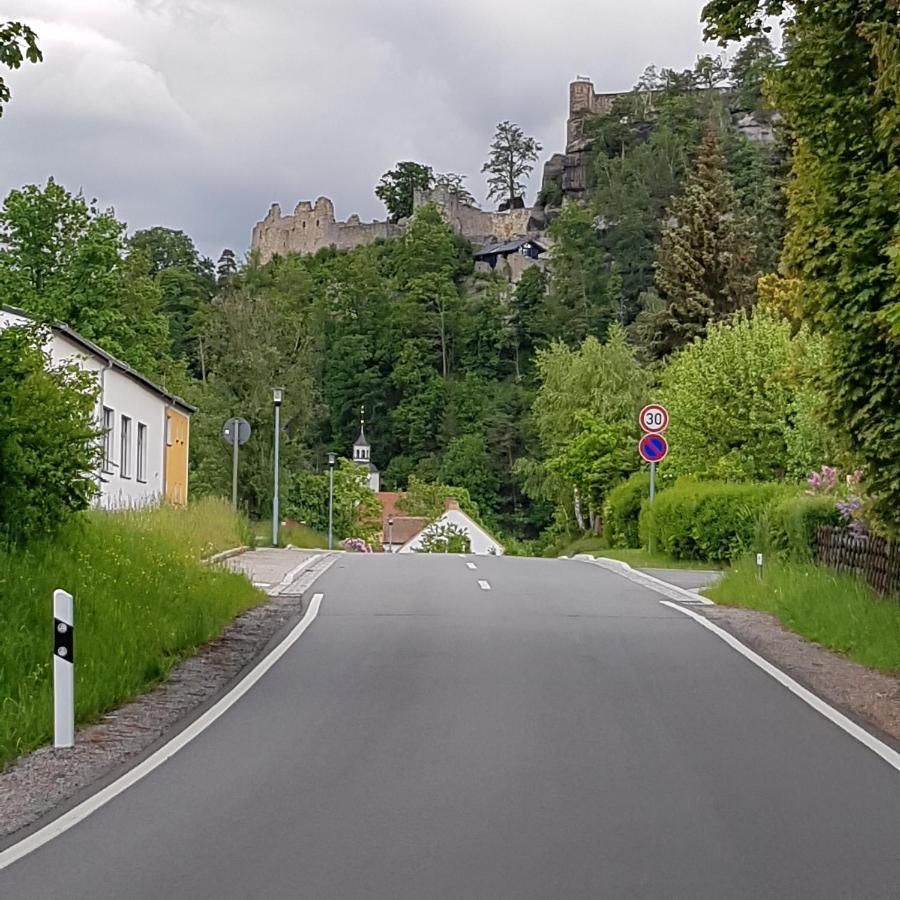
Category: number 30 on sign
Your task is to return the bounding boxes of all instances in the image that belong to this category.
[639,404,669,433]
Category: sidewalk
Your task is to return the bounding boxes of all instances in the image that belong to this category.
[227,548,322,595]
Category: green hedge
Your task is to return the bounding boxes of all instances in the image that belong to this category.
[766,493,842,560]
[604,471,653,549]
[640,480,796,563]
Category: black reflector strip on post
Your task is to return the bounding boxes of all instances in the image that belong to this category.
[54,618,74,664]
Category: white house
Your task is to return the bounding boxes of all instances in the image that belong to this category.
[0,306,195,509]
[398,499,505,556]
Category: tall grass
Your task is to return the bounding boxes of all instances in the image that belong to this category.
[706,556,900,671]
[0,498,262,766]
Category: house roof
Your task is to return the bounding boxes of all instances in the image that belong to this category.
[1,305,196,414]
[473,237,547,258]
[376,491,402,519]
[383,516,429,545]
[354,425,370,448]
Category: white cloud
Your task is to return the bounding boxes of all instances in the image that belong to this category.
[0,0,727,258]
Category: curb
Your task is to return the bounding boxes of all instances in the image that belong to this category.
[203,545,249,565]
[571,554,714,606]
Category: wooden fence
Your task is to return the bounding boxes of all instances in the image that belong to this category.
[816,526,900,598]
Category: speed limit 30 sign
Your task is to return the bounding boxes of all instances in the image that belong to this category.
[639,404,669,433]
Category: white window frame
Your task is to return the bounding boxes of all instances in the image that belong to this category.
[136,422,148,483]
[120,415,132,479]
[102,407,115,473]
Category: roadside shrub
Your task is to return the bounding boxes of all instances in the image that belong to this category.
[767,494,842,560]
[0,326,101,549]
[604,471,665,549]
[641,480,795,562]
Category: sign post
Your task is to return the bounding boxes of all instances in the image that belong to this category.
[222,417,252,510]
[53,589,74,749]
[638,406,669,555]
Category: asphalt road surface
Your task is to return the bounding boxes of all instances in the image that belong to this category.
[2,555,899,899]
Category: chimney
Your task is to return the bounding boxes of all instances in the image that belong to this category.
[444,498,460,512]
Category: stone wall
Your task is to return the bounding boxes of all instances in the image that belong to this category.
[413,187,536,244]
[252,197,403,263]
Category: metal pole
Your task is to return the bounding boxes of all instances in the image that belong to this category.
[649,461,656,555]
[328,463,334,551]
[231,425,239,510]
[53,589,74,749]
[272,403,281,547]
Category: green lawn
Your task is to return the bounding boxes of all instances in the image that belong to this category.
[553,535,721,570]
[0,499,262,766]
[706,556,900,672]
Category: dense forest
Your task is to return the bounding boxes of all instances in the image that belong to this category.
[2,0,897,549]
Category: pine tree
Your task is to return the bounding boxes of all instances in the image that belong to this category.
[651,126,755,357]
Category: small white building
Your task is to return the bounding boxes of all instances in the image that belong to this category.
[398,499,505,556]
[0,306,194,509]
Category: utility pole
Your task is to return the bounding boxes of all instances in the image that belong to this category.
[272,388,283,547]
[328,452,336,551]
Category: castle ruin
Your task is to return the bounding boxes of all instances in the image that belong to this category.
[251,188,542,264]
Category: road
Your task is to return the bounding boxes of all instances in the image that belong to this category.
[2,554,899,898]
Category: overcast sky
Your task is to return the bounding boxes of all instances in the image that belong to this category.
[0,0,726,261]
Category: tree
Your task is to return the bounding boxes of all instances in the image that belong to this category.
[0,22,41,117]
[693,54,729,90]
[651,126,756,357]
[0,325,101,548]
[416,522,471,554]
[0,179,171,377]
[659,312,831,481]
[375,161,434,223]
[729,34,780,110]
[128,227,216,369]
[433,172,476,206]
[703,0,900,535]
[481,121,542,207]
[216,248,238,283]
[522,325,650,530]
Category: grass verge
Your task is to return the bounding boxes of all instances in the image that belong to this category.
[705,556,900,672]
[552,535,721,570]
[254,520,329,550]
[0,498,262,767]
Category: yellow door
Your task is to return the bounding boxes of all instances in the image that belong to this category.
[165,409,190,505]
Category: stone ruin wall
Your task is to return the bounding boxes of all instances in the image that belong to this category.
[252,189,539,263]
[252,197,403,264]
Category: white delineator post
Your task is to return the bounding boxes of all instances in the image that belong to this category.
[53,589,74,749]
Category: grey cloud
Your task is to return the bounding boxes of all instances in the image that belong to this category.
[1,0,723,259]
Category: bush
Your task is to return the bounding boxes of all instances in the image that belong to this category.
[640,479,795,562]
[766,493,842,560]
[604,471,655,549]
[0,326,101,548]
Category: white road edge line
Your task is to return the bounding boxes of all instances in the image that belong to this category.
[478,580,491,591]
[0,592,326,872]
[466,562,477,570]
[659,600,900,774]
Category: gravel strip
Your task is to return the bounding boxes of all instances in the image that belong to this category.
[695,605,900,747]
[0,552,337,841]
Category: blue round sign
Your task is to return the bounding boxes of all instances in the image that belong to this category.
[639,432,668,463]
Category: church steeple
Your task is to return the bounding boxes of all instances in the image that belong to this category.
[352,405,380,492]
[353,407,370,463]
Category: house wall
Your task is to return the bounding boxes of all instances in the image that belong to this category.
[398,509,504,556]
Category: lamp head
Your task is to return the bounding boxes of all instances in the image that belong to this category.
[273,388,284,405]
[327,452,336,467]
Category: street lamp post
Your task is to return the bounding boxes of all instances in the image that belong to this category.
[387,515,394,553]
[272,388,283,547]
[327,452,336,551]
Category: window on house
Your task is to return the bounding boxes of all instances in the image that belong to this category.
[137,422,147,483]
[166,414,173,447]
[121,415,132,478]
[102,407,115,473]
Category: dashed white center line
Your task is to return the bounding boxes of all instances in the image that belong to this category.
[478,580,491,591]
[466,562,477,570]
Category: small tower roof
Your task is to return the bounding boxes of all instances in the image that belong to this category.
[354,425,370,449]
